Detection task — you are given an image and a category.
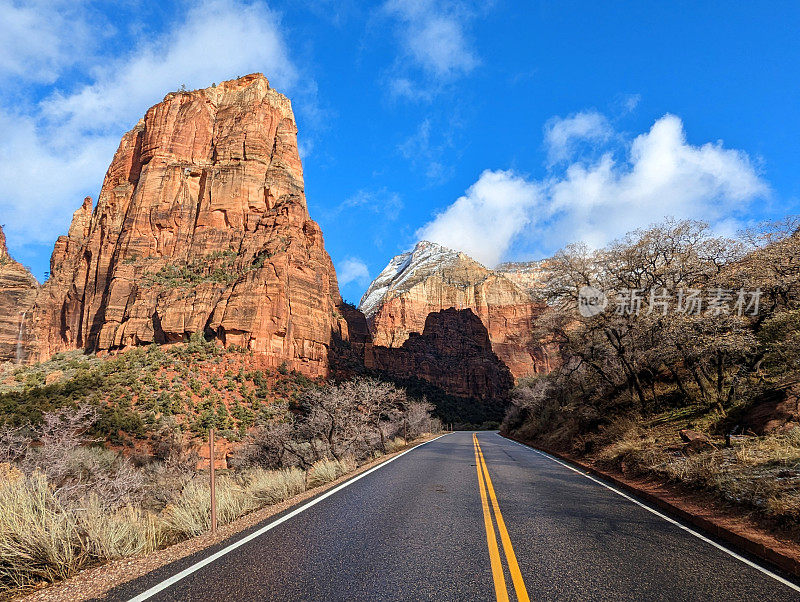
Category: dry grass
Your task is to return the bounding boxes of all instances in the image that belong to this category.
[0,465,165,594]
[385,437,407,453]
[0,468,83,592]
[592,420,800,525]
[162,477,255,538]
[306,458,354,488]
[244,467,305,505]
[79,497,165,561]
[734,429,800,467]
[0,457,338,594]
[1,425,417,598]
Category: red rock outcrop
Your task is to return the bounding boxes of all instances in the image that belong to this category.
[372,308,514,401]
[31,74,348,376]
[359,241,554,379]
[0,227,39,363]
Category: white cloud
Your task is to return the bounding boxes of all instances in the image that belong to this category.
[0,110,117,248]
[545,114,769,249]
[383,0,478,94]
[398,118,455,182]
[387,77,434,102]
[416,169,542,267]
[0,0,301,249]
[620,93,641,114]
[337,257,371,287]
[41,0,297,141]
[417,113,769,265]
[0,0,97,84]
[544,110,612,166]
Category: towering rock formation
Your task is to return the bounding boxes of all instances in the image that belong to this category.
[359,241,552,378]
[31,74,347,376]
[0,227,39,363]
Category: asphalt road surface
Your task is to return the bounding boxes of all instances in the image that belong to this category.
[111,432,800,602]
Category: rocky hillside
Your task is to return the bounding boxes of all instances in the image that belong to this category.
[0,227,38,363]
[28,74,348,377]
[359,241,554,379]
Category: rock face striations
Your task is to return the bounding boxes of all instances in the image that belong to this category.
[31,74,347,376]
[0,227,39,363]
[359,241,552,379]
[0,74,548,411]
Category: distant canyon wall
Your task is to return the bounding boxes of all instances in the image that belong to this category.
[359,241,556,380]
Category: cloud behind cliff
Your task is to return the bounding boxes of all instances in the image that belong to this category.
[0,0,301,255]
[416,170,541,267]
[417,113,769,266]
[336,257,371,289]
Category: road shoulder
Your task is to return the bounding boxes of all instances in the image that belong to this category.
[19,434,444,602]
[502,433,800,580]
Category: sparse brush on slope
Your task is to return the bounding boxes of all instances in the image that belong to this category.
[0,377,439,596]
[503,217,800,529]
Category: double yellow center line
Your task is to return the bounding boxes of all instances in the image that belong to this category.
[473,433,530,602]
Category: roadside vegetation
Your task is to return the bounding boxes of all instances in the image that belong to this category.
[0,340,440,596]
[503,217,800,529]
[0,332,317,442]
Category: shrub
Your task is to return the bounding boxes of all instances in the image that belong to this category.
[385,437,407,453]
[0,467,82,592]
[80,496,164,561]
[0,465,167,593]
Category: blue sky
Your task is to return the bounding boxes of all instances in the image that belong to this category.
[1,1,798,303]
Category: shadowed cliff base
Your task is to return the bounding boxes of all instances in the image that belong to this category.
[332,307,514,427]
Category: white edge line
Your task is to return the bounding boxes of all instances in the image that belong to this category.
[128,434,449,602]
[496,433,800,593]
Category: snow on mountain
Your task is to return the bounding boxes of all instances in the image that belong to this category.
[358,241,484,319]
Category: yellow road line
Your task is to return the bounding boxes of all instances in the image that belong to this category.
[474,433,509,601]
[476,435,531,602]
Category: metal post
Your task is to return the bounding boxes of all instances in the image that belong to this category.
[209,427,217,533]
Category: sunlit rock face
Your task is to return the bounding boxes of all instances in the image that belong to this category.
[0,227,39,363]
[359,241,554,379]
[31,74,349,377]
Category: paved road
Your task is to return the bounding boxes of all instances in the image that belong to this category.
[111,432,800,601]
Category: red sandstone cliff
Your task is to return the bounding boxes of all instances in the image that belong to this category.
[0,227,39,363]
[31,74,348,376]
[359,241,554,379]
